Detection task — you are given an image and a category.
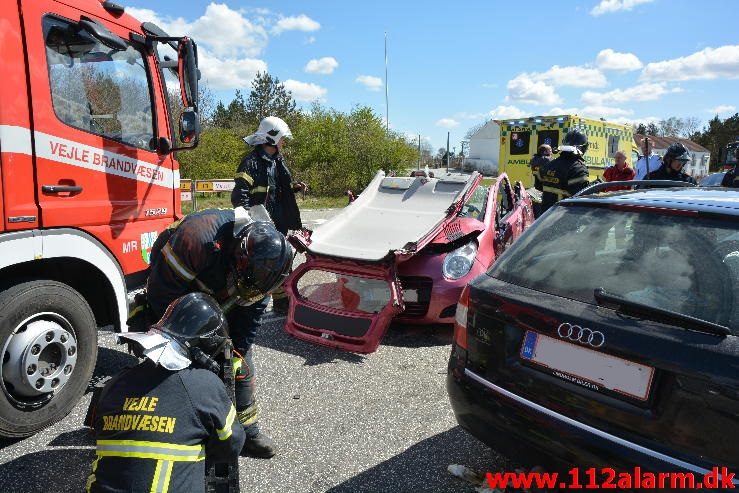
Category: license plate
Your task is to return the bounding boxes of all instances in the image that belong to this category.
[403,289,418,303]
[520,331,654,401]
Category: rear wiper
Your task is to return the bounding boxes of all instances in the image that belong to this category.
[594,288,731,337]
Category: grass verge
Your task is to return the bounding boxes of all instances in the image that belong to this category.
[181,193,347,215]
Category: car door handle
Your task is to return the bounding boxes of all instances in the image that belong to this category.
[42,185,83,194]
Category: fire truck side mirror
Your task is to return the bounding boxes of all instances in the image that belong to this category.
[178,38,199,111]
[179,110,200,145]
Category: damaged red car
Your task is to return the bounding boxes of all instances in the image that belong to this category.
[285,171,534,353]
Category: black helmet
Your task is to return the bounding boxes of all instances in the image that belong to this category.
[232,221,294,304]
[663,142,691,167]
[153,292,230,358]
[560,129,589,155]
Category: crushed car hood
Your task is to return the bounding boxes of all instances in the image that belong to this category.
[296,171,479,261]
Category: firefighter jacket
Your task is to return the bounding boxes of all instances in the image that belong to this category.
[146,208,240,319]
[535,152,590,214]
[645,164,697,185]
[230,147,302,234]
[721,167,739,188]
[87,360,245,493]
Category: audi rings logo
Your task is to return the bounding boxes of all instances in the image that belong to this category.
[557,323,605,348]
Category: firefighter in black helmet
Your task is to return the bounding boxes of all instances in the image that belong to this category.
[140,206,293,458]
[646,142,697,184]
[535,129,591,214]
[88,293,245,493]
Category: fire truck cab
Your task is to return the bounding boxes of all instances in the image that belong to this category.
[0,0,199,437]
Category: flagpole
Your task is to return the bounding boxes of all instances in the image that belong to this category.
[384,32,389,134]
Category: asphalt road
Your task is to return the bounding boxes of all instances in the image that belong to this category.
[0,208,506,493]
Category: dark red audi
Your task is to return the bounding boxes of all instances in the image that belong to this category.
[447,183,739,487]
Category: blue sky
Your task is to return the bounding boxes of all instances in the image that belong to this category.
[127,0,739,152]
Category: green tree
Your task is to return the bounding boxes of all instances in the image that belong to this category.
[177,127,247,179]
[245,72,298,127]
[211,101,229,128]
[226,90,249,131]
[692,113,739,170]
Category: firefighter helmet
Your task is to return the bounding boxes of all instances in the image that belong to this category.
[663,142,691,167]
[119,293,229,371]
[232,221,294,305]
[244,116,292,146]
[559,129,589,155]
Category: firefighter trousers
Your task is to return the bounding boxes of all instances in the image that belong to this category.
[228,296,270,435]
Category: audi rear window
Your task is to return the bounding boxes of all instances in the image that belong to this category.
[488,205,739,333]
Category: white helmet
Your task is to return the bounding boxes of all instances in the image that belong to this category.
[244,116,292,146]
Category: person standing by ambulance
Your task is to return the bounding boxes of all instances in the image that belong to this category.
[535,130,591,214]
[635,136,662,180]
[603,151,635,191]
[87,293,245,493]
[231,116,306,316]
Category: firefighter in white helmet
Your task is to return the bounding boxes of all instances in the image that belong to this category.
[229,116,305,457]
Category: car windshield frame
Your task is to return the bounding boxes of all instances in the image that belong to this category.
[488,202,739,333]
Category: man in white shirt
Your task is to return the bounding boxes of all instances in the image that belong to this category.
[635,137,662,180]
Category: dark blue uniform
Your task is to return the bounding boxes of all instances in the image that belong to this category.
[231,147,302,235]
[146,209,264,429]
[646,164,697,184]
[534,153,590,214]
[87,360,244,493]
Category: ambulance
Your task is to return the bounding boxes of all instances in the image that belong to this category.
[496,115,634,188]
[0,0,200,437]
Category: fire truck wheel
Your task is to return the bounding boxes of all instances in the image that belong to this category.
[0,280,98,437]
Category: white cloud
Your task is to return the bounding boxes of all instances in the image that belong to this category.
[197,51,268,90]
[506,74,562,106]
[596,49,643,71]
[283,79,326,102]
[355,75,383,91]
[127,4,268,58]
[641,45,739,81]
[582,82,682,105]
[272,14,320,34]
[127,4,277,90]
[708,105,736,115]
[488,105,527,119]
[533,65,607,88]
[580,105,634,118]
[591,0,654,16]
[304,36,316,45]
[435,118,460,129]
[304,57,338,75]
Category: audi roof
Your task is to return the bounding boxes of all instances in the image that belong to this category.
[562,187,739,216]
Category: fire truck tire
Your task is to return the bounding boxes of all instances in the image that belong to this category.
[0,280,98,437]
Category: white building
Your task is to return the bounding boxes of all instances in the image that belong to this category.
[464,120,500,176]
[634,134,711,180]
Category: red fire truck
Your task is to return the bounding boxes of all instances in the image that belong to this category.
[0,0,200,436]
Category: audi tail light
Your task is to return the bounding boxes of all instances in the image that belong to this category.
[453,286,470,350]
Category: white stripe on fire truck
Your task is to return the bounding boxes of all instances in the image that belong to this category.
[0,125,175,189]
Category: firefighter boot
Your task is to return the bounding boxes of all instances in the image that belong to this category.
[238,405,276,458]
